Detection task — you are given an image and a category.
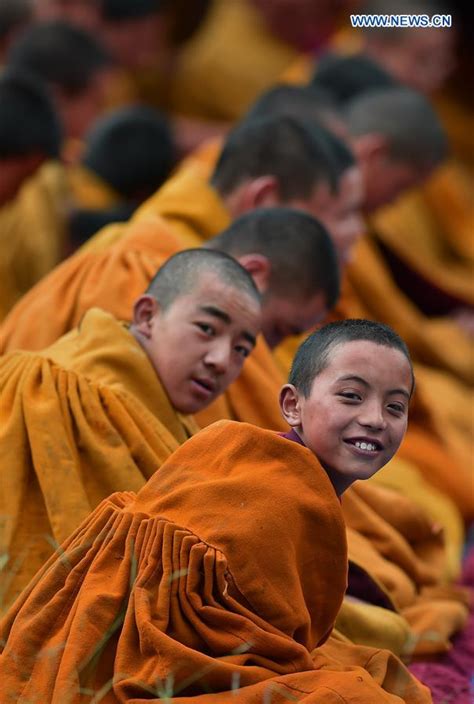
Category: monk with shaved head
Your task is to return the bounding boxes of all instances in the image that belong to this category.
[0,247,261,608]
[0,320,432,703]
[0,206,339,608]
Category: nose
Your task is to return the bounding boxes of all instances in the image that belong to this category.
[203,339,232,375]
[357,399,387,431]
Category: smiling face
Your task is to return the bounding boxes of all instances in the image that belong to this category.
[280,340,412,494]
[132,273,261,414]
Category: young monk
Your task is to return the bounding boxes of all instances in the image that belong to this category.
[68,105,175,248]
[0,114,359,351]
[0,320,432,703]
[6,19,112,141]
[0,69,63,320]
[0,207,340,610]
[0,248,261,611]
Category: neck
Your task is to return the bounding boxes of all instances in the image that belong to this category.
[294,427,352,497]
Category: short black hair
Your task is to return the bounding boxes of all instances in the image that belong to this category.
[206,208,339,309]
[289,319,414,397]
[245,83,341,128]
[0,0,33,40]
[81,106,175,200]
[212,115,350,199]
[100,0,163,20]
[311,53,397,106]
[0,68,61,158]
[146,249,261,310]
[345,87,448,169]
[7,20,111,95]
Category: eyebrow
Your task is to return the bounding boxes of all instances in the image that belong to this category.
[198,305,257,347]
[337,375,410,400]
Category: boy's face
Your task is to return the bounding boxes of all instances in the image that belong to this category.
[289,166,365,267]
[133,273,261,414]
[280,340,412,493]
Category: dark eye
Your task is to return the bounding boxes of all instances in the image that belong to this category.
[338,392,362,401]
[196,322,215,336]
[235,345,251,359]
[388,403,405,415]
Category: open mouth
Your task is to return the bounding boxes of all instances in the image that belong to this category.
[343,437,383,454]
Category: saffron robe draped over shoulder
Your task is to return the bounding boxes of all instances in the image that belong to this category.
[0,308,197,609]
[0,170,230,353]
[195,340,467,656]
[0,421,431,703]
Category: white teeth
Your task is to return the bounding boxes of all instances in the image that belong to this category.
[355,441,377,451]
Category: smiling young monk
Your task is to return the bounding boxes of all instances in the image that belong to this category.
[0,249,261,610]
[0,319,431,703]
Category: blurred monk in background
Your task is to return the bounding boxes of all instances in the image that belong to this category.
[0,69,63,321]
[0,114,357,351]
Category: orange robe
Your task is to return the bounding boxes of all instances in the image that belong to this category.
[0,308,197,609]
[0,170,230,353]
[0,421,430,703]
[196,340,468,656]
[369,174,474,312]
[275,237,474,521]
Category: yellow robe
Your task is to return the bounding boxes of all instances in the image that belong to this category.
[0,170,230,353]
[0,162,68,321]
[371,172,474,309]
[67,164,121,211]
[169,0,298,120]
[0,421,431,703]
[0,308,197,609]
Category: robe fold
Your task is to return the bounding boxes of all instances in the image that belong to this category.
[371,174,474,313]
[0,308,197,609]
[0,421,430,703]
[0,162,68,321]
[345,234,473,386]
[0,170,229,354]
[195,339,467,656]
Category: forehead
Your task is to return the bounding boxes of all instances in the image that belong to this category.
[317,339,412,388]
[174,272,261,317]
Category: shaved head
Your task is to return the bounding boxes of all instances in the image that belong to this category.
[345,87,447,170]
[289,319,414,397]
[212,115,346,200]
[311,53,396,106]
[206,207,339,307]
[245,83,344,133]
[146,249,261,310]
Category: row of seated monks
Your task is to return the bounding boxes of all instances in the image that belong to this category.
[0,0,472,702]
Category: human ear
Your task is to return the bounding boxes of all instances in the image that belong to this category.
[131,295,160,338]
[236,253,272,293]
[242,176,281,210]
[351,133,388,166]
[279,384,303,427]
